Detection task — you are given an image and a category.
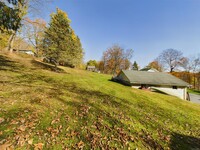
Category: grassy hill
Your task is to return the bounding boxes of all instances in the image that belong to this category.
[0,53,200,150]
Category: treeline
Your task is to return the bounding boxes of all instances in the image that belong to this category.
[141,49,200,90]
[171,72,200,90]
[87,48,200,90]
[0,0,84,68]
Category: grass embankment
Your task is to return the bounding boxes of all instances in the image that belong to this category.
[188,89,200,95]
[0,53,200,150]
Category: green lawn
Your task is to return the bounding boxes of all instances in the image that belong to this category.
[188,89,200,95]
[0,53,200,149]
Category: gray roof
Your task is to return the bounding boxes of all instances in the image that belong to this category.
[120,70,189,87]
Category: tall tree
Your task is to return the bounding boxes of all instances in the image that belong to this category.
[101,45,133,75]
[43,8,83,68]
[0,0,53,52]
[0,0,28,52]
[157,49,183,72]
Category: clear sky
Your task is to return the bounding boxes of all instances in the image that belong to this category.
[47,0,200,68]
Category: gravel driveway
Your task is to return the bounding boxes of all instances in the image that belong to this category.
[189,93,200,104]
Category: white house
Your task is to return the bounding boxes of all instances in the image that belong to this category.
[114,70,190,100]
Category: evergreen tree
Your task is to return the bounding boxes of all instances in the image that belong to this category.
[43,8,83,67]
[0,0,28,52]
[132,61,139,70]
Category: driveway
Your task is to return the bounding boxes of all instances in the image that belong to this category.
[189,93,200,104]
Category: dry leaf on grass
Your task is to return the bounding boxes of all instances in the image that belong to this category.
[28,139,33,145]
[77,141,84,149]
[18,125,26,132]
[0,143,13,150]
[0,118,5,124]
[34,143,44,150]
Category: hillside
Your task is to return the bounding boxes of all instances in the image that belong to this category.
[0,53,200,150]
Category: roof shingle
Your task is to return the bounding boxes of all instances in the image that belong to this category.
[121,70,189,87]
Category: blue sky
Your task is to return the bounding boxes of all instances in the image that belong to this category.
[47,0,200,67]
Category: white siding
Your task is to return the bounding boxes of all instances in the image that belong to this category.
[132,86,141,89]
[152,87,187,100]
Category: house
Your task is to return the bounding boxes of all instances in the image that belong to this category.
[86,66,96,72]
[140,67,159,72]
[114,70,190,100]
[16,49,35,56]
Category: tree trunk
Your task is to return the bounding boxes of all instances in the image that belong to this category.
[193,73,196,89]
[170,67,174,73]
[7,31,16,52]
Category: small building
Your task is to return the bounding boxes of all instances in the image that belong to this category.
[18,50,35,56]
[114,70,190,100]
[86,66,96,72]
[140,67,159,72]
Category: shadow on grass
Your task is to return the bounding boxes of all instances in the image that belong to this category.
[108,79,131,86]
[47,83,166,149]
[31,60,65,73]
[170,132,200,150]
[16,73,57,85]
[0,55,22,72]
[151,88,169,95]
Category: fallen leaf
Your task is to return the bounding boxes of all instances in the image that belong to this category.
[18,125,26,131]
[34,143,44,150]
[28,139,33,145]
[77,140,84,149]
[0,118,5,124]
[0,143,12,150]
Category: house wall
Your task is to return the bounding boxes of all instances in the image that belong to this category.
[152,87,187,100]
[132,86,141,89]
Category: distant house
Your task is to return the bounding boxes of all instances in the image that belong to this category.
[140,67,159,72]
[114,70,190,100]
[12,38,34,56]
[86,66,96,72]
[18,50,35,56]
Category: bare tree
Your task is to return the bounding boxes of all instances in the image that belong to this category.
[22,18,46,56]
[189,56,200,89]
[157,49,183,72]
[179,55,200,89]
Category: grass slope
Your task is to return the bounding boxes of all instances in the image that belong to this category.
[0,53,200,150]
[188,89,200,95]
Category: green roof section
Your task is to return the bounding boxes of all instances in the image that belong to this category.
[121,70,190,87]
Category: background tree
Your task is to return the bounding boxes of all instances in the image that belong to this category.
[22,18,46,57]
[157,49,183,72]
[87,60,98,67]
[132,61,139,70]
[42,8,83,68]
[101,45,133,75]
[0,30,10,50]
[171,55,200,90]
[189,56,200,89]
[0,0,28,52]
[0,0,53,52]
[148,60,163,72]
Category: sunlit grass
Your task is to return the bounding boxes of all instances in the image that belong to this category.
[0,53,200,149]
